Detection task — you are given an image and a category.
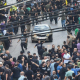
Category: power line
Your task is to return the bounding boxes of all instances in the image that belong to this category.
[0,8,80,31]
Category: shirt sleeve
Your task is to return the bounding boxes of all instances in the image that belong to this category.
[35,44,38,46]
[57,66,60,70]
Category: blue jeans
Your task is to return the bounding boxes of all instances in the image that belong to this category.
[61,20,65,28]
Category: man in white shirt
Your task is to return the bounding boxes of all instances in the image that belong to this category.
[18,71,25,80]
[63,49,71,64]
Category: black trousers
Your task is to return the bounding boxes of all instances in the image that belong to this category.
[54,17,57,24]
[70,48,73,56]
[21,26,25,33]
[21,43,26,52]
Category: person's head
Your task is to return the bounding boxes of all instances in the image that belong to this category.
[67,66,71,71]
[72,40,75,44]
[73,48,77,52]
[29,55,33,59]
[57,45,60,49]
[45,48,47,51]
[67,36,70,39]
[28,65,31,70]
[72,73,75,78]
[5,64,9,69]
[50,59,54,63]
[71,65,74,68]
[22,56,25,60]
[42,62,46,66]
[56,54,58,58]
[14,63,18,67]
[49,49,51,54]
[33,53,36,56]
[0,62,3,67]
[16,60,20,65]
[52,44,55,48]
[27,51,30,56]
[62,63,66,67]
[64,49,68,54]
[6,50,10,54]
[36,68,40,72]
[77,52,80,56]
[55,6,57,9]
[46,60,50,64]
[44,71,48,76]
[2,21,5,24]
[52,70,56,75]
[70,32,72,35]
[59,61,63,66]
[20,71,24,76]
[38,40,41,43]
[68,76,72,80]
[63,41,66,45]
[44,56,47,59]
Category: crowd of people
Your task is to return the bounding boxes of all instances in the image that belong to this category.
[0,0,80,80]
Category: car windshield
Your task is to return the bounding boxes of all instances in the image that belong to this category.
[34,25,49,31]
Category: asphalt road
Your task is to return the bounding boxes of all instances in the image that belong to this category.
[8,18,74,58]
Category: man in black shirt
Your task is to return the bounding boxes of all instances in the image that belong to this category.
[4,64,11,80]
[25,65,33,80]
[34,68,43,80]
[34,40,45,56]
[12,63,21,80]
[59,64,67,80]
[3,57,12,69]
[72,52,80,63]
[40,46,45,59]
[17,51,27,60]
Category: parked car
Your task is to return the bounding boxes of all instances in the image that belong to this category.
[31,24,53,43]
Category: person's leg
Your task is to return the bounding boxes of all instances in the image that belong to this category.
[70,48,73,56]
[21,43,24,52]
[21,27,22,33]
[55,18,57,24]
[27,25,30,32]
[32,17,34,26]
[61,20,63,28]
[63,20,66,27]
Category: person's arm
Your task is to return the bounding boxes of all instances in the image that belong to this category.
[34,44,37,48]
[17,39,20,43]
[26,63,28,70]
[31,61,39,67]
[64,76,67,80]
[25,38,27,43]
[0,72,3,75]
[6,73,8,80]
[67,39,69,45]
[42,41,45,44]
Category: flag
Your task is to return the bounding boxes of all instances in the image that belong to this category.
[66,0,68,6]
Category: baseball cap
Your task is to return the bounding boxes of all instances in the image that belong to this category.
[56,58,61,61]
[20,51,23,54]
[27,51,30,54]
[51,59,54,62]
